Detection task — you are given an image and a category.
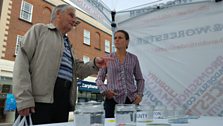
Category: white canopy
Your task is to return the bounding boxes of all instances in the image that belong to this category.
[69,0,223,116]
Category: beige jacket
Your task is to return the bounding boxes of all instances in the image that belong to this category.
[13,23,98,111]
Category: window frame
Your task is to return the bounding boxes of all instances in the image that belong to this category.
[83,55,90,63]
[15,35,23,56]
[83,29,91,45]
[104,39,110,53]
[20,0,33,22]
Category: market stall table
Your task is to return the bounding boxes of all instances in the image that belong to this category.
[34,116,223,126]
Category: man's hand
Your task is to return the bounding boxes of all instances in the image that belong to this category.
[95,57,114,68]
[18,107,35,116]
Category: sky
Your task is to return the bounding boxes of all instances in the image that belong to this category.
[101,0,170,11]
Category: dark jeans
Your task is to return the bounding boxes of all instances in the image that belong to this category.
[15,77,71,125]
[104,97,133,118]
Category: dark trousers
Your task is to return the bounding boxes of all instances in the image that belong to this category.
[104,97,133,118]
[15,78,71,125]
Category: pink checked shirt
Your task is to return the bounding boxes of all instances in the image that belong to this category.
[96,52,145,103]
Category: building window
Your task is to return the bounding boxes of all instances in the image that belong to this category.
[83,55,90,63]
[86,92,91,100]
[112,43,116,52]
[94,32,100,49]
[83,29,90,45]
[20,1,33,22]
[0,0,3,18]
[15,35,23,55]
[91,94,96,100]
[105,40,110,53]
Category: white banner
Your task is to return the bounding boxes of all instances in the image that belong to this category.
[118,1,223,116]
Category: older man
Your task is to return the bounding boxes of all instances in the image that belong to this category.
[13,4,108,124]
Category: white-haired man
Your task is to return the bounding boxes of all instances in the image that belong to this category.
[13,4,109,124]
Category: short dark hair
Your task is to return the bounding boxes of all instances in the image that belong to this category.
[115,30,129,49]
[115,30,129,40]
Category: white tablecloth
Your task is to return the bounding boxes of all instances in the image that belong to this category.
[35,116,223,126]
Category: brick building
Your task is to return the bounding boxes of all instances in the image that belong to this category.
[1,0,112,61]
[0,0,112,122]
